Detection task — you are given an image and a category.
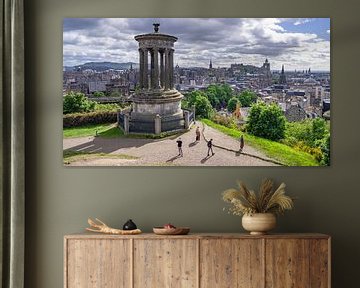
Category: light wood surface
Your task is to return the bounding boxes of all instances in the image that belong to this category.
[65,232,330,239]
[133,239,197,288]
[200,238,264,287]
[65,239,131,288]
[64,233,331,288]
[309,239,330,288]
[265,239,310,287]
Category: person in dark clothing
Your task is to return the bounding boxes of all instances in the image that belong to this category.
[195,126,201,142]
[207,138,215,156]
[239,135,244,152]
[176,138,183,157]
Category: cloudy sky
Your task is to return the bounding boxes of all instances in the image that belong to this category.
[63,18,330,71]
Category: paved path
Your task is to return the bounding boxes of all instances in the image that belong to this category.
[63,123,279,166]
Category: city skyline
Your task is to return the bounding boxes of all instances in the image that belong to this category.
[63,18,330,71]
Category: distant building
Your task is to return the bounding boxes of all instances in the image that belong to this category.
[88,81,108,93]
[285,104,307,122]
[322,99,330,113]
[260,58,272,88]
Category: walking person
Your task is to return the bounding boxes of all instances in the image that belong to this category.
[207,138,215,156]
[239,135,244,152]
[176,137,183,157]
[195,126,201,142]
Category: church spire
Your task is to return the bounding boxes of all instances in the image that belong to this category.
[209,59,213,69]
[279,64,287,84]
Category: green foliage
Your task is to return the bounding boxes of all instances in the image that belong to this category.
[63,111,118,128]
[283,118,330,164]
[93,91,105,97]
[205,84,233,108]
[285,118,328,148]
[202,119,319,166]
[185,84,257,112]
[211,114,237,129]
[109,91,121,97]
[95,103,120,112]
[227,97,239,112]
[185,91,214,119]
[237,90,258,107]
[63,92,96,114]
[181,98,190,109]
[320,134,330,166]
[292,142,323,162]
[247,101,286,141]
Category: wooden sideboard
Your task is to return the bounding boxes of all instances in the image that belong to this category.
[64,233,330,288]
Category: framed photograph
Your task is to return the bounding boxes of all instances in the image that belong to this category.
[62,18,330,167]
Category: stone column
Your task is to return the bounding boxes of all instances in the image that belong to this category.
[184,110,189,129]
[138,49,144,88]
[164,48,170,90]
[154,114,161,134]
[124,114,130,134]
[143,48,148,89]
[169,49,174,89]
[160,50,164,88]
[153,48,159,89]
[150,49,154,89]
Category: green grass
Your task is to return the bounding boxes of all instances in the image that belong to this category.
[63,150,138,164]
[63,123,123,138]
[202,119,319,166]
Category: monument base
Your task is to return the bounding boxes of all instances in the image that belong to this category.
[123,89,186,134]
[129,111,185,134]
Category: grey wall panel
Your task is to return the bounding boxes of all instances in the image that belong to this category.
[24,1,360,287]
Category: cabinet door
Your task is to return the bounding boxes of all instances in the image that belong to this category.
[266,239,310,288]
[133,239,198,288]
[200,239,264,288]
[309,239,330,288]
[66,239,131,288]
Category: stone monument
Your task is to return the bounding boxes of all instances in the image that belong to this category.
[123,23,187,134]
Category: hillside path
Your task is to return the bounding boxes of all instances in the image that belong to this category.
[63,122,279,166]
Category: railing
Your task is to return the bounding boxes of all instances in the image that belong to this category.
[188,110,195,124]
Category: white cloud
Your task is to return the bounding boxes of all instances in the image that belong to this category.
[63,18,330,71]
[293,18,313,26]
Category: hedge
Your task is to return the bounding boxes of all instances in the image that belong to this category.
[63,111,118,128]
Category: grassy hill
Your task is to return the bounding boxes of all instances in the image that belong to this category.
[202,119,319,166]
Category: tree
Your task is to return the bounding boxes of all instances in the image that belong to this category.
[186,91,213,119]
[285,118,328,148]
[320,134,330,166]
[205,84,233,109]
[63,92,96,114]
[311,118,327,144]
[227,97,239,113]
[238,90,257,107]
[247,101,286,141]
[205,90,220,108]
